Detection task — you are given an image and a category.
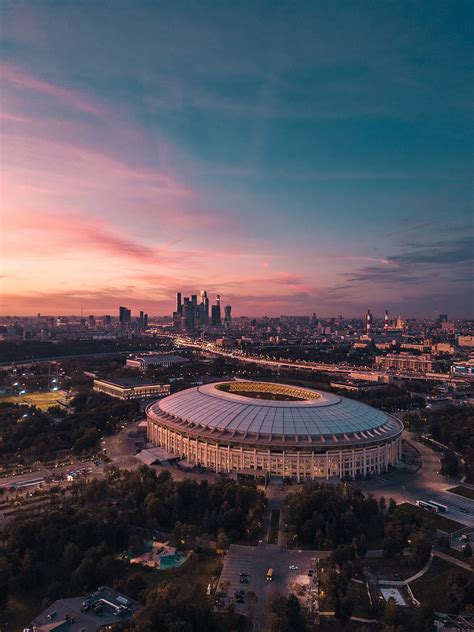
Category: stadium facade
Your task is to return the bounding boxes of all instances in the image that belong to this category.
[146,382,403,480]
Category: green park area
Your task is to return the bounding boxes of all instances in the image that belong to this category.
[396,502,464,534]
[448,486,474,501]
[411,557,474,611]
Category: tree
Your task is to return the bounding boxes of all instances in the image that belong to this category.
[408,531,431,567]
[335,594,354,623]
[440,451,459,477]
[462,543,472,559]
[0,556,9,612]
[246,590,258,622]
[217,531,230,552]
[270,594,306,632]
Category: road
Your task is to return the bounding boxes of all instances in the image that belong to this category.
[167,334,473,385]
[357,430,474,528]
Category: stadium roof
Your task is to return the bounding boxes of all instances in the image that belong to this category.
[148,382,403,445]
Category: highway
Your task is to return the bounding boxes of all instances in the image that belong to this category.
[167,334,473,385]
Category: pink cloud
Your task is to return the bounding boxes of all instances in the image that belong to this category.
[0,62,106,117]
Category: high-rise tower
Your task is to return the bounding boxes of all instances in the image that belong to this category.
[384,309,389,333]
[366,309,372,336]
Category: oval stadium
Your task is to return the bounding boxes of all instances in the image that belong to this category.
[146,381,403,480]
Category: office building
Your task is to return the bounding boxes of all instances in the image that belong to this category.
[375,353,434,373]
[126,353,190,370]
[211,303,221,326]
[119,306,131,325]
[94,376,170,400]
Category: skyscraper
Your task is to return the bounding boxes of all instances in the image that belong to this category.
[211,305,221,326]
[224,305,232,323]
[384,309,389,333]
[366,309,372,336]
[119,306,131,325]
[182,297,195,331]
[200,290,209,324]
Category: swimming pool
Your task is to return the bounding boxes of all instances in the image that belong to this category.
[160,553,186,569]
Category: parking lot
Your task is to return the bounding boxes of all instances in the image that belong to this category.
[216,543,329,629]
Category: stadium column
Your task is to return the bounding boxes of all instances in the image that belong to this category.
[339,450,343,479]
[325,452,329,480]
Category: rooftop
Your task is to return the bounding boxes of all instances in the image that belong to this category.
[149,381,403,444]
[31,586,142,632]
[95,376,164,387]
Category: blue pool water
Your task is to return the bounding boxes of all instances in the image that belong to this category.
[160,553,185,569]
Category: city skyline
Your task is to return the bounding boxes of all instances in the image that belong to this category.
[1,2,473,318]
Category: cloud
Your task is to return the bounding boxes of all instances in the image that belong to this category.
[389,236,474,265]
[0,62,107,117]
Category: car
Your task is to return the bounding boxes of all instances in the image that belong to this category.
[236,597,244,604]
[239,572,248,577]
[235,590,245,595]
[239,578,248,583]
[460,507,469,513]
[288,564,299,570]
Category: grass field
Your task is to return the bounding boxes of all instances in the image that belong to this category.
[448,486,474,501]
[0,391,64,411]
[411,557,473,611]
[396,502,464,533]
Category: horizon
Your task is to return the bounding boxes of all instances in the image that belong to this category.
[1,2,473,318]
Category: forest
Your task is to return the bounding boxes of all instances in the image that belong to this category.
[0,467,266,622]
[0,391,140,463]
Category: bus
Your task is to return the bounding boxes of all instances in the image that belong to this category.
[428,500,448,513]
[266,568,273,581]
[416,500,439,513]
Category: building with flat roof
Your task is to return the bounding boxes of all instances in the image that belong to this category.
[375,353,435,373]
[94,376,170,399]
[30,586,142,632]
[146,381,403,481]
[126,353,189,370]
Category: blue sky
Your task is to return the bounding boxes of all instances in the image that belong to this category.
[1,1,472,316]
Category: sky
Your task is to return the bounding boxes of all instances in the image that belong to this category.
[0,1,473,318]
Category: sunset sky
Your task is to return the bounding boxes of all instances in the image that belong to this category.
[1,1,472,318]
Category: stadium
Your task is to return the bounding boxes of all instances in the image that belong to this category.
[146,381,403,480]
